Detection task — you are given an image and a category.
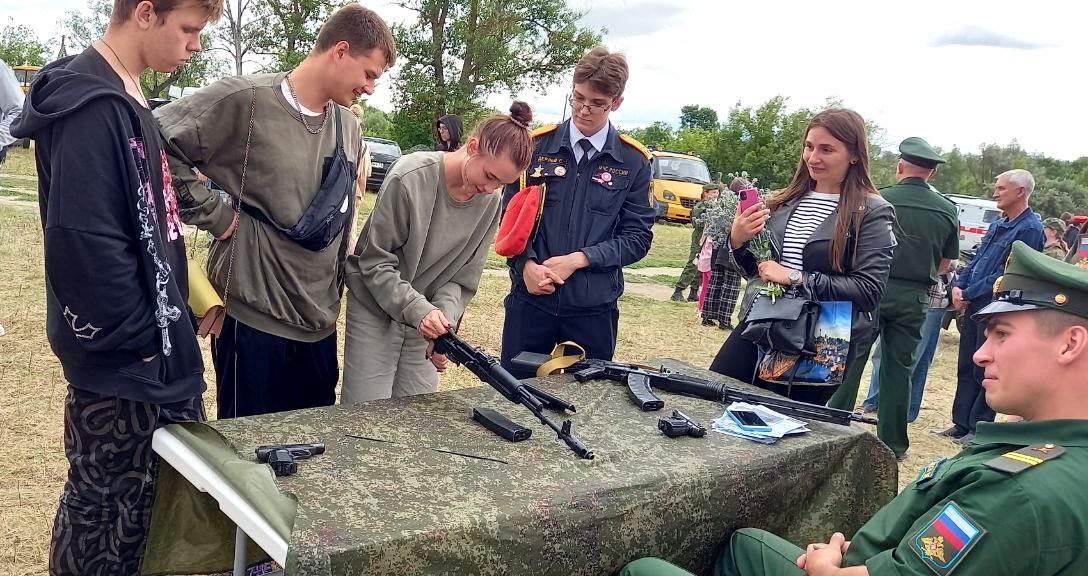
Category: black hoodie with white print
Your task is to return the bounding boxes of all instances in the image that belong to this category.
[12,48,204,404]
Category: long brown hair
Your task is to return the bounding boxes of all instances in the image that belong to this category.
[766,108,878,272]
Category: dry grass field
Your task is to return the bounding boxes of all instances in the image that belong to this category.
[0,146,973,575]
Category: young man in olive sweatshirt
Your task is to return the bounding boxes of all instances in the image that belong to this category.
[157,3,396,417]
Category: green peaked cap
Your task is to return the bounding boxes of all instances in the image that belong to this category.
[899,136,945,169]
[974,240,1088,320]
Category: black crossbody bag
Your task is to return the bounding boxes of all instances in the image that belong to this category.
[242,106,357,251]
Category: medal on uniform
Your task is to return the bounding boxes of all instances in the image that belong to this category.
[531,165,543,178]
[554,165,567,177]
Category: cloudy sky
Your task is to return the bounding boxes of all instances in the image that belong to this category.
[8,0,1086,159]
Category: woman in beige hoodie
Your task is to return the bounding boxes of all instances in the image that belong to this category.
[342,102,534,403]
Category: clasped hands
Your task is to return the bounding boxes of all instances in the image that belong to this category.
[523,252,590,295]
[797,532,854,576]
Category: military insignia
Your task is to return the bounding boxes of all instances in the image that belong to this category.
[916,457,947,484]
[530,165,543,178]
[591,170,612,185]
[1055,293,1068,305]
[554,166,567,177]
[911,501,985,575]
[992,275,1003,295]
[985,443,1064,474]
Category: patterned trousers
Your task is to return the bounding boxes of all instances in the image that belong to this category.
[50,386,204,575]
[702,265,742,325]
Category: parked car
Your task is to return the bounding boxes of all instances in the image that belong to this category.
[363,137,402,191]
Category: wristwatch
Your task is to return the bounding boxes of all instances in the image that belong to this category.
[788,270,803,286]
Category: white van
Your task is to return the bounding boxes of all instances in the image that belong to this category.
[945,194,1002,251]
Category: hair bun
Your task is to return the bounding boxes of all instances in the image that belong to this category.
[509,100,533,129]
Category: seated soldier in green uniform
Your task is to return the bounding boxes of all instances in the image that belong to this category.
[621,240,1088,576]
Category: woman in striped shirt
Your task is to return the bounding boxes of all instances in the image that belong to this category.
[709,108,896,404]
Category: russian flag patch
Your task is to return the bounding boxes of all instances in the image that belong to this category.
[911,501,986,575]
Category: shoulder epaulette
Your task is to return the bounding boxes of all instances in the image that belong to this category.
[985,443,1065,474]
[619,133,652,160]
[531,124,558,138]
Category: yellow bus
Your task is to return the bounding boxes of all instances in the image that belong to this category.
[13,64,41,95]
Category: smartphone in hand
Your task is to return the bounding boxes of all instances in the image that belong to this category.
[737,187,761,214]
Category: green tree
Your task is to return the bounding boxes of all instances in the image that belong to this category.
[679,104,718,132]
[360,105,393,139]
[214,0,265,75]
[253,0,336,72]
[0,22,51,66]
[625,121,673,148]
[61,0,111,51]
[671,127,715,160]
[61,0,226,99]
[392,0,602,137]
[139,32,227,98]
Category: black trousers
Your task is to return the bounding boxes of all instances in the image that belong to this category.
[212,314,338,418]
[51,387,204,576]
[500,294,620,379]
[709,322,838,405]
[951,301,994,434]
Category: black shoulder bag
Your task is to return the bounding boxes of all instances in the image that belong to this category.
[242,106,357,251]
[740,285,820,356]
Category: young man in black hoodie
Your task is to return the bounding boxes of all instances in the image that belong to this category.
[11,0,222,573]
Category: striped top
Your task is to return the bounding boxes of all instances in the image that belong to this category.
[780,192,839,270]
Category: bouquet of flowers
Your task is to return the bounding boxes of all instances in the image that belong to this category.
[695,173,785,301]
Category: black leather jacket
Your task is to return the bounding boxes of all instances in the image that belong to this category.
[726,193,897,345]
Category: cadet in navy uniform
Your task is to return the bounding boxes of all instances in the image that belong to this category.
[499,47,655,377]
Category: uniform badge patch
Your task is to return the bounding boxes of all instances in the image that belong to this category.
[916,457,946,483]
[911,501,985,575]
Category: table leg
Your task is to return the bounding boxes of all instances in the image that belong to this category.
[234,525,247,576]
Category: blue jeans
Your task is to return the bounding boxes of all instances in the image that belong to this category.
[862,307,946,422]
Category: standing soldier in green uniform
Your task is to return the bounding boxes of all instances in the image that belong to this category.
[828,137,959,460]
[671,183,719,302]
[621,240,1088,576]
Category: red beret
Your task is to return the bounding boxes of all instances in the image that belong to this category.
[495,184,545,257]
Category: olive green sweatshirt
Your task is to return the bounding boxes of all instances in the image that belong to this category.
[156,73,363,342]
[345,152,501,330]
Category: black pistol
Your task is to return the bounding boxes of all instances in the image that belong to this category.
[255,443,325,477]
[657,410,706,438]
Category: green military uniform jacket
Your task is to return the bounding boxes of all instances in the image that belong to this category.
[881,177,959,289]
[844,420,1088,575]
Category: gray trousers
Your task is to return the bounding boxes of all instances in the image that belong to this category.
[341,297,439,404]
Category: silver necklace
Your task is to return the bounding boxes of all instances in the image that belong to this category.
[99,39,149,108]
[284,72,329,135]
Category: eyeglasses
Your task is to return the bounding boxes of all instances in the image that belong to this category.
[568,94,614,115]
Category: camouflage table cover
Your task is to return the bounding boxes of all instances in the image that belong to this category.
[143,359,898,576]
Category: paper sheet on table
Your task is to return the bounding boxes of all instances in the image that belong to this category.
[711,402,810,444]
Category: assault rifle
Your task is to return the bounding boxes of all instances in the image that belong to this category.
[511,353,877,427]
[433,333,594,459]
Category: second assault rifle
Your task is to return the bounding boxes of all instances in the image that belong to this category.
[511,353,877,427]
[434,333,594,460]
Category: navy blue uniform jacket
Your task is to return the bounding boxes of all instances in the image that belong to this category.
[503,121,655,316]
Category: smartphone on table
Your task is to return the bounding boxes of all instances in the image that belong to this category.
[727,408,772,433]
